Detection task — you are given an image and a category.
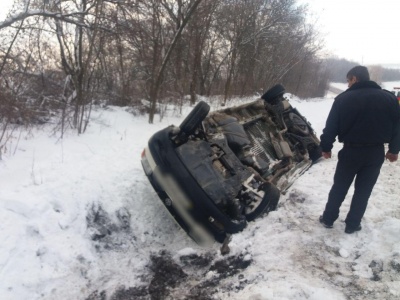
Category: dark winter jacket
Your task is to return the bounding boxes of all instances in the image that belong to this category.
[320,81,400,154]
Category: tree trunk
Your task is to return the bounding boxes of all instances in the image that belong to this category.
[148,0,203,124]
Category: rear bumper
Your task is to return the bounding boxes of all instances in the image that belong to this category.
[141,128,246,244]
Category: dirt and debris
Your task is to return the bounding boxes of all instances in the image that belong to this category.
[86,204,136,251]
[85,249,252,300]
[148,251,188,299]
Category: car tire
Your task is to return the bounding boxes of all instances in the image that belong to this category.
[308,145,322,163]
[285,113,310,136]
[261,84,285,104]
[179,101,210,135]
[245,182,280,221]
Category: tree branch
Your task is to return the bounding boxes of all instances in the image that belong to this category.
[0,10,91,30]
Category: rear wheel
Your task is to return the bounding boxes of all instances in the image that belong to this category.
[244,182,280,221]
[179,101,210,135]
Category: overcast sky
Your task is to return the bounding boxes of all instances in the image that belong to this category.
[1,0,399,66]
[0,1,13,20]
[301,0,400,66]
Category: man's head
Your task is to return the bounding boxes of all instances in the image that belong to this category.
[346,66,370,87]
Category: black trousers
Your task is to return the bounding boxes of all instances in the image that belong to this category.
[322,145,385,228]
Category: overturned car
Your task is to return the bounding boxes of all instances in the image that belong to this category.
[141,84,321,244]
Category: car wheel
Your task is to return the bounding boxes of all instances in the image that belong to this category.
[261,84,285,104]
[179,101,210,135]
[286,113,310,136]
[308,145,322,163]
[245,182,280,221]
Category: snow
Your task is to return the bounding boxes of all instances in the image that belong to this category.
[331,81,400,94]
[330,82,347,92]
[1,91,400,300]
[382,81,400,91]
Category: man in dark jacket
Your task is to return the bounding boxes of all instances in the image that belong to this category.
[319,66,400,233]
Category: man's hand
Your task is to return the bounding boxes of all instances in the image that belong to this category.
[385,152,398,162]
[322,151,332,159]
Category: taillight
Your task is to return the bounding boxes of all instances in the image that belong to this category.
[141,148,153,175]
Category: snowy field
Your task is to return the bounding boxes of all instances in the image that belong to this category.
[331,81,400,93]
[1,90,400,300]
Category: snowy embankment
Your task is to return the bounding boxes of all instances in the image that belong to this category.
[331,81,400,93]
[0,93,399,300]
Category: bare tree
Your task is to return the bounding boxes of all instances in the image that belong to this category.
[369,65,383,84]
[54,0,107,133]
[0,0,330,131]
[147,0,203,123]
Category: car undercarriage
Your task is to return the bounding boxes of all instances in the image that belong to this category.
[141,84,322,244]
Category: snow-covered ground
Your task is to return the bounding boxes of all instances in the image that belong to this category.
[1,91,399,300]
[331,81,400,94]
[382,81,400,91]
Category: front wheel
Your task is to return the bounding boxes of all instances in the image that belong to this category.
[285,113,310,136]
[308,145,322,163]
[261,84,285,104]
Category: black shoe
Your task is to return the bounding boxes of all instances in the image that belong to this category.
[345,225,362,234]
[319,216,333,228]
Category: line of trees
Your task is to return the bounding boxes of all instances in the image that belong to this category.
[325,57,400,83]
[0,0,328,135]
